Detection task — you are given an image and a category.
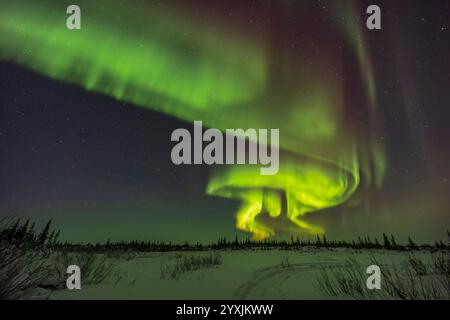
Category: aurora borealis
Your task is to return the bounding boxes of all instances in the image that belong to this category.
[0,0,449,243]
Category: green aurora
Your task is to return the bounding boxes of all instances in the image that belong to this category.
[0,0,387,239]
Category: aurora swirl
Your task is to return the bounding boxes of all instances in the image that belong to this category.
[0,0,385,239]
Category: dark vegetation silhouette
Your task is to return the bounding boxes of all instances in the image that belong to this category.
[0,217,448,299]
[0,218,55,299]
[160,251,223,279]
[317,231,450,299]
[0,218,59,248]
[0,218,109,299]
[1,218,448,252]
[317,251,450,299]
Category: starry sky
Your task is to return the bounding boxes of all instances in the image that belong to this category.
[0,0,449,243]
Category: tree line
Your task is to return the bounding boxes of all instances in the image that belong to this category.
[1,218,448,252]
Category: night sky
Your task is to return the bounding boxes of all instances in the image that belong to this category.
[0,0,449,243]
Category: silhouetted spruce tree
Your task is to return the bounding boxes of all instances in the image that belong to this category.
[315,235,322,247]
[435,240,445,249]
[374,237,381,249]
[322,235,328,248]
[7,218,21,241]
[390,234,397,249]
[382,233,391,249]
[408,237,418,250]
[47,230,56,245]
[233,235,239,249]
[356,236,364,248]
[365,236,372,248]
[15,218,30,243]
[37,219,52,245]
[24,221,36,244]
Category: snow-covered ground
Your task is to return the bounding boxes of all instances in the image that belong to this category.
[49,249,434,300]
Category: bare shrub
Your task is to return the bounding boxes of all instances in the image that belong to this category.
[280,253,291,269]
[317,252,450,300]
[408,255,428,276]
[0,242,50,299]
[160,251,223,279]
[0,218,53,299]
[51,251,114,285]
